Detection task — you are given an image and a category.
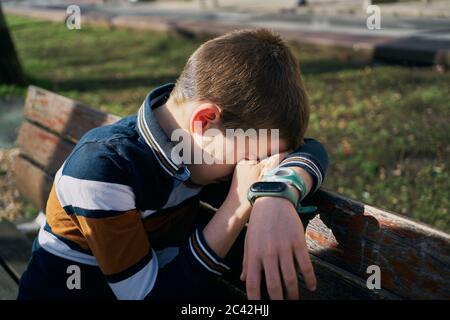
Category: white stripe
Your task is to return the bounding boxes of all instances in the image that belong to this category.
[38,225,98,266]
[56,175,135,211]
[137,105,174,177]
[141,209,157,219]
[141,104,179,171]
[189,237,221,275]
[109,250,159,300]
[195,229,230,270]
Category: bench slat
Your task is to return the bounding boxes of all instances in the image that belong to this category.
[14,155,53,212]
[17,121,75,176]
[24,86,119,142]
[307,191,450,299]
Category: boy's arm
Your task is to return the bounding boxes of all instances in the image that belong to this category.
[242,138,329,300]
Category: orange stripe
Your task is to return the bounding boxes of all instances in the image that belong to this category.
[46,184,89,250]
[76,210,150,276]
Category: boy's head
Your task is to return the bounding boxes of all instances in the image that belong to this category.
[166,28,310,185]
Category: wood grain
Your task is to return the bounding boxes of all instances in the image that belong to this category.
[306,190,450,299]
[13,154,53,212]
[16,121,75,175]
[23,86,119,142]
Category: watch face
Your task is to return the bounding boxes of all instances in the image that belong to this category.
[250,181,286,193]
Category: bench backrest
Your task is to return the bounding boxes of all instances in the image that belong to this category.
[14,86,450,299]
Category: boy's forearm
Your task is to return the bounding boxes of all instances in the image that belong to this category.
[202,189,251,259]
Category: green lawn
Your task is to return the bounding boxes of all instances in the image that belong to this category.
[4,14,450,232]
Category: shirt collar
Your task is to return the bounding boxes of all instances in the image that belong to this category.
[137,83,190,181]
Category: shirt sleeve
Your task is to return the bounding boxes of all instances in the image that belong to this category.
[277,138,329,197]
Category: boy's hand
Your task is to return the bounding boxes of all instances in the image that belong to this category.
[240,196,317,300]
[227,152,288,212]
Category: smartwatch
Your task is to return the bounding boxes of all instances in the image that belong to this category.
[262,167,308,201]
[247,168,318,215]
[247,181,300,208]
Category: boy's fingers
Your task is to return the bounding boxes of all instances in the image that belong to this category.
[263,256,283,300]
[294,242,317,292]
[280,251,300,300]
[246,257,262,300]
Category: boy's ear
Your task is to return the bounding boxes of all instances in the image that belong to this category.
[190,102,221,134]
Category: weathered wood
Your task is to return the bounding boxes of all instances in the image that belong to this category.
[200,202,399,300]
[13,154,53,212]
[0,265,18,300]
[0,221,32,281]
[299,255,400,300]
[306,190,450,300]
[17,121,75,175]
[23,86,119,142]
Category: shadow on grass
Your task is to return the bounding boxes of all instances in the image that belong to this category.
[28,74,178,92]
[28,59,368,94]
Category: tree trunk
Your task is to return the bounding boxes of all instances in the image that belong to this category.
[0,4,25,85]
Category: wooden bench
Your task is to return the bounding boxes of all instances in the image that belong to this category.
[8,85,450,299]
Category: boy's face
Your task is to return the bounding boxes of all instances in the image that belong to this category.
[185,102,288,185]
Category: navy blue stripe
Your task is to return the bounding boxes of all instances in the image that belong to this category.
[63,205,132,218]
[44,223,93,255]
[105,252,153,284]
[61,139,131,185]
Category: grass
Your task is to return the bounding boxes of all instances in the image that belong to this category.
[3,14,450,232]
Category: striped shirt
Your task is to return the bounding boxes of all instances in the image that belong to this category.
[34,83,328,300]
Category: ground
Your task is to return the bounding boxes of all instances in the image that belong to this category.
[1,14,449,232]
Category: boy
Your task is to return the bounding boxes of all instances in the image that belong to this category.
[18,29,328,300]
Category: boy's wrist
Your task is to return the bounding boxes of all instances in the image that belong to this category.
[224,188,252,220]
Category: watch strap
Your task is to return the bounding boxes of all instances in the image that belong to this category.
[262,167,308,201]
